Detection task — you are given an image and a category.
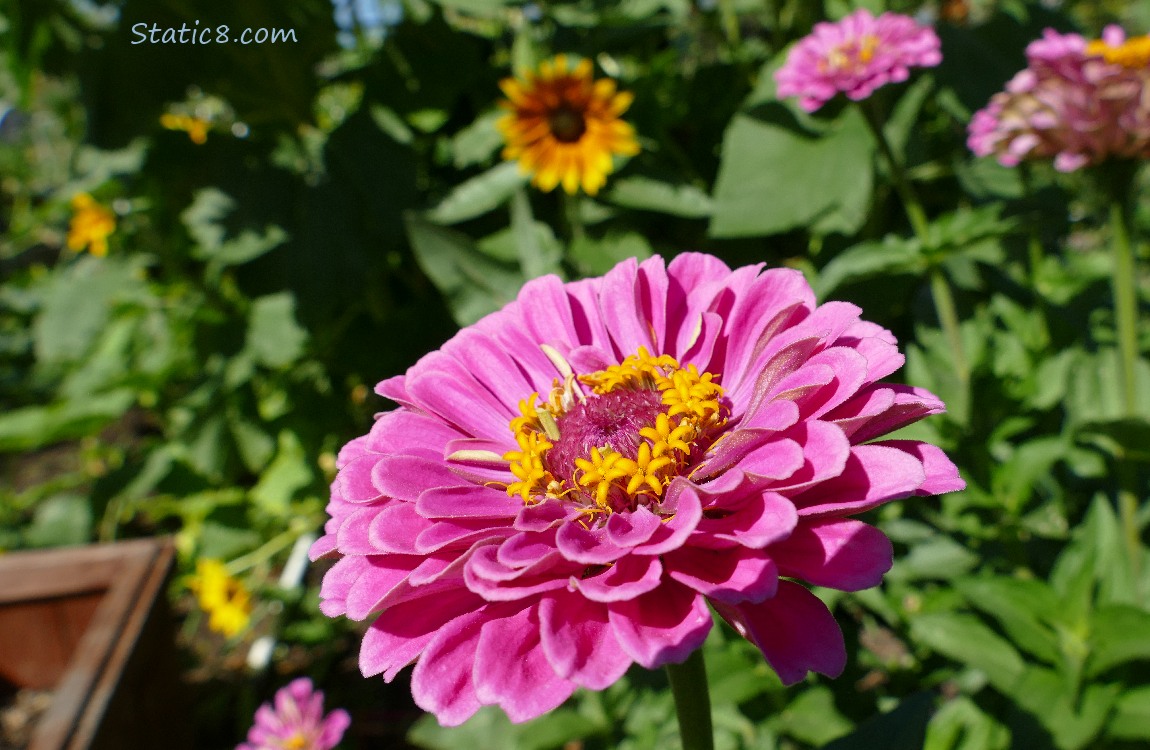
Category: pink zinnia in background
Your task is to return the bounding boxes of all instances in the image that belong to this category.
[237,677,350,750]
[774,9,942,112]
[312,253,963,726]
[968,26,1150,171]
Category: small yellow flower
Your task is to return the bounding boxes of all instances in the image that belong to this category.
[189,559,252,638]
[160,112,211,144]
[497,55,640,196]
[66,193,116,257]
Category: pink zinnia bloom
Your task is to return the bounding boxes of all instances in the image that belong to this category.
[237,678,350,750]
[968,26,1150,171]
[312,253,963,726]
[774,9,942,112]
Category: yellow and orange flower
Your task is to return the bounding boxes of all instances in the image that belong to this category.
[66,193,116,257]
[497,55,640,196]
[160,112,211,144]
[189,559,252,638]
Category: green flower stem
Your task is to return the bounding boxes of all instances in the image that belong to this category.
[227,525,305,575]
[860,101,969,383]
[1110,196,1140,417]
[718,0,742,49]
[666,648,714,750]
[860,101,929,240]
[563,190,586,245]
[1108,185,1143,580]
[1019,164,1051,347]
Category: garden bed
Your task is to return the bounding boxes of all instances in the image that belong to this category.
[0,538,189,749]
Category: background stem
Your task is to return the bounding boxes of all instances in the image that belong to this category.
[860,100,969,383]
[1107,173,1143,582]
[666,648,714,750]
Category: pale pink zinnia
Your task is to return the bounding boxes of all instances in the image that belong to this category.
[774,9,943,112]
[312,253,963,725]
[968,26,1150,171]
[237,678,350,750]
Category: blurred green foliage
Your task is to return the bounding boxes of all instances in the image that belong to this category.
[2,0,1149,748]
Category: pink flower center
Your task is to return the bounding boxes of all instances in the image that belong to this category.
[546,389,664,476]
[503,347,727,519]
[821,34,880,75]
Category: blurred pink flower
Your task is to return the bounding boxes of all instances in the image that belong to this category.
[312,253,963,726]
[774,9,942,112]
[968,26,1150,171]
[237,678,350,750]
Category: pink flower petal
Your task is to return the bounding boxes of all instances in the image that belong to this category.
[361,587,487,680]
[773,518,893,591]
[539,591,633,689]
[474,607,577,722]
[693,489,798,549]
[574,554,664,602]
[718,581,846,684]
[410,608,491,726]
[665,545,779,604]
[608,583,713,669]
[793,443,927,516]
[417,485,524,519]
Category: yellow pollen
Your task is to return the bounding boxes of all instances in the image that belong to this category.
[280,734,308,750]
[503,430,555,503]
[504,347,727,517]
[1087,35,1150,69]
[509,393,542,434]
[822,34,880,73]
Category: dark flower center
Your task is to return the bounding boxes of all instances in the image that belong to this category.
[548,105,587,143]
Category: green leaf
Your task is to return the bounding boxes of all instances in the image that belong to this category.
[568,232,653,277]
[405,212,525,326]
[57,316,136,399]
[426,162,527,225]
[182,188,287,267]
[230,415,276,475]
[883,74,935,159]
[992,436,1067,516]
[23,494,93,548]
[33,256,145,364]
[776,686,853,746]
[823,692,933,750]
[1010,668,1119,750]
[910,613,1026,692]
[924,696,1011,750]
[1067,349,1150,426]
[1109,685,1150,740]
[198,521,261,560]
[408,704,595,750]
[1087,604,1150,677]
[0,388,136,451]
[246,293,309,369]
[450,110,504,168]
[1075,418,1150,463]
[510,189,563,279]
[184,413,230,480]
[1049,496,1137,610]
[954,576,1062,664]
[604,177,713,218]
[887,536,979,582]
[250,431,314,517]
[815,235,925,297]
[710,102,872,238]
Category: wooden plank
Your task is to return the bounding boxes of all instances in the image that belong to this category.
[0,539,162,604]
[0,538,184,750]
[0,593,103,689]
